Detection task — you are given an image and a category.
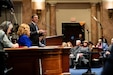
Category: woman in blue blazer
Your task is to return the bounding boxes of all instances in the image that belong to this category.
[17,23,32,47]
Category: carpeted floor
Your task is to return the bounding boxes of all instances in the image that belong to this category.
[70,67,103,75]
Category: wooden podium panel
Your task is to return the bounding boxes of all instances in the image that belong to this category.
[4,46,71,75]
[46,35,63,46]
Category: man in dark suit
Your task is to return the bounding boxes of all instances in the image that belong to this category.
[29,14,46,46]
[101,44,113,75]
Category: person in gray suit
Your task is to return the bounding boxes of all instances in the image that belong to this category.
[75,40,89,65]
[0,21,19,50]
[0,21,19,75]
[69,40,82,68]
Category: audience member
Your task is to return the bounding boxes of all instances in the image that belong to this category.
[76,33,84,44]
[75,40,89,65]
[29,14,46,46]
[17,23,32,47]
[96,38,108,51]
[67,41,73,47]
[69,40,82,68]
[62,41,73,47]
[106,38,113,53]
[101,36,108,44]
[102,38,113,63]
[0,21,19,49]
[0,21,19,75]
[62,42,68,47]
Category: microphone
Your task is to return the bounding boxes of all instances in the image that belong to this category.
[92,15,102,26]
[92,15,98,22]
[92,15,103,31]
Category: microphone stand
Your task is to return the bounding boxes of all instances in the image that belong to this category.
[87,29,89,42]
[92,15,103,38]
[82,49,96,75]
[92,16,104,52]
[96,20,103,39]
[10,8,18,44]
[10,8,18,24]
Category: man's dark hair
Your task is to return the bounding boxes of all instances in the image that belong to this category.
[31,14,38,19]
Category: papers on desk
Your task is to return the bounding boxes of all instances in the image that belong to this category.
[39,46,59,49]
[29,46,39,48]
[29,46,59,49]
[63,47,72,48]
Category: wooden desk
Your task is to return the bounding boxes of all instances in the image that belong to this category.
[4,46,71,75]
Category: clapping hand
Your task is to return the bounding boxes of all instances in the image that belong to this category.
[38,29,46,35]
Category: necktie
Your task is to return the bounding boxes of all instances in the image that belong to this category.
[35,25,38,31]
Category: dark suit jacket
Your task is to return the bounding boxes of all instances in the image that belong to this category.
[29,23,42,46]
[101,45,113,75]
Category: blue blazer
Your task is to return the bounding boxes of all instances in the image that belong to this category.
[17,34,32,47]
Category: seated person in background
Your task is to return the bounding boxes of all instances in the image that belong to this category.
[17,23,32,48]
[96,38,109,62]
[75,40,89,65]
[62,41,73,47]
[96,38,108,51]
[62,42,67,47]
[67,41,73,47]
[102,36,108,44]
[104,38,113,58]
[76,33,85,44]
[0,21,19,49]
[69,40,82,67]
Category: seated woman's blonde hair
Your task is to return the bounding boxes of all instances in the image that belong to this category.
[62,41,73,47]
[17,23,30,37]
[67,41,73,47]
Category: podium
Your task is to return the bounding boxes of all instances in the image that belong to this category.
[46,35,63,46]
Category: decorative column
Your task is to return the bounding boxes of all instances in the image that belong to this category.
[39,10,46,30]
[22,0,32,24]
[50,3,57,36]
[91,3,98,45]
